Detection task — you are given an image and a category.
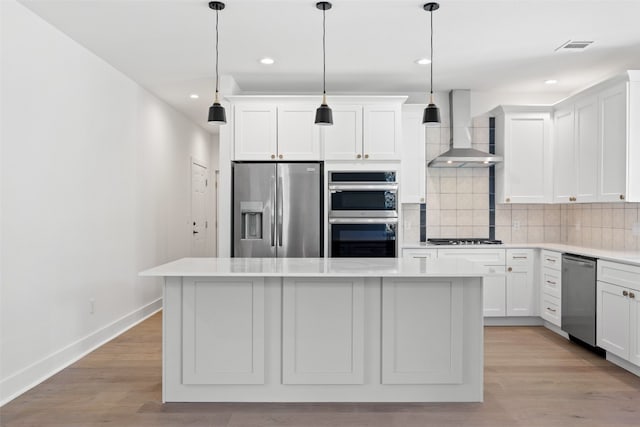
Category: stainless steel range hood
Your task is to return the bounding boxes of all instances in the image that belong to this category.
[427,90,503,168]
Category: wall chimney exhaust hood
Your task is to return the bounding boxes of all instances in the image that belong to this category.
[427,90,503,168]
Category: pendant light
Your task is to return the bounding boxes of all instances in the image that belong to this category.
[208,1,226,125]
[315,2,333,126]
[422,2,441,126]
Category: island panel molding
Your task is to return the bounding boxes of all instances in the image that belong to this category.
[182,277,265,385]
[282,278,365,384]
[382,278,463,384]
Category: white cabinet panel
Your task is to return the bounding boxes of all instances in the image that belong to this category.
[575,96,599,202]
[630,293,640,366]
[437,249,506,264]
[234,104,277,160]
[382,278,463,384]
[506,249,536,316]
[400,107,426,203]
[282,278,365,384]
[553,107,576,203]
[323,105,362,160]
[182,278,264,384]
[363,105,401,160]
[277,104,321,160]
[599,84,628,202]
[541,250,562,271]
[541,269,561,299]
[402,248,437,259]
[540,293,561,327]
[597,280,630,359]
[484,269,507,317]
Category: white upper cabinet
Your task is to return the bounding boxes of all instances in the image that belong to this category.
[553,107,576,203]
[277,104,321,161]
[599,83,628,202]
[322,105,363,160]
[494,107,553,204]
[400,106,426,203]
[575,96,599,202]
[234,103,277,160]
[363,104,401,160]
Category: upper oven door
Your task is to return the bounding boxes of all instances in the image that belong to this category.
[329,184,398,218]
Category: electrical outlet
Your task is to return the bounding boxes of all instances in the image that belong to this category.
[89,298,95,314]
[633,222,640,237]
[513,220,520,230]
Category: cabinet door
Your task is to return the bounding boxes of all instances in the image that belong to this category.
[363,104,401,160]
[484,269,507,317]
[540,293,562,327]
[323,105,363,160]
[553,107,576,203]
[630,291,640,366]
[282,278,365,384]
[575,96,599,202]
[598,83,628,202]
[382,278,463,384]
[182,278,264,384]
[506,265,535,316]
[234,104,277,160]
[501,113,552,203]
[400,108,427,203]
[597,281,630,359]
[277,104,321,160]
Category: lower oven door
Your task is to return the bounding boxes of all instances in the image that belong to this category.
[329,217,397,258]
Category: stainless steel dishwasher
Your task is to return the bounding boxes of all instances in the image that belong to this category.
[561,253,598,346]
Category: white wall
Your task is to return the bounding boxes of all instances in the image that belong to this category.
[0,0,214,404]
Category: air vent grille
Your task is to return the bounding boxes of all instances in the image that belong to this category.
[556,40,594,51]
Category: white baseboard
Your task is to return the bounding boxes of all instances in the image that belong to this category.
[542,321,569,339]
[484,316,543,326]
[606,353,640,377]
[0,298,162,407]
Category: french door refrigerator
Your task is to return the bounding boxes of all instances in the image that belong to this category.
[232,162,323,257]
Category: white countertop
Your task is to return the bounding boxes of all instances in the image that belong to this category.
[140,257,495,278]
[401,242,640,266]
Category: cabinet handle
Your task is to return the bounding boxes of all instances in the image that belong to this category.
[279,154,283,159]
[413,256,430,259]
[546,258,556,263]
[623,290,629,297]
[364,154,370,159]
[505,198,511,203]
[546,280,556,285]
[630,292,636,299]
[507,267,513,272]
[420,197,425,202]
[271,154,276,159]
[620,194,625,200]
[547,307,556,313]
[357,154,362,159]
[512,256,528,259]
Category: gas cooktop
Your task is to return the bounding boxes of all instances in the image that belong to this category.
[427,238,503,246]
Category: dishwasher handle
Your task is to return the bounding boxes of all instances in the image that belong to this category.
[562,255,596,268]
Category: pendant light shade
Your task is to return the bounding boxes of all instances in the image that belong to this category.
[315,2,333,126]
[208,1,226,125]
[422,2,440,126]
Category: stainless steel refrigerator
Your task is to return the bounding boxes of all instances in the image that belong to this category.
[232,162,323,257]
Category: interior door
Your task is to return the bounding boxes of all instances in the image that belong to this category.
[277,163,321,257]
[191,160,208,256]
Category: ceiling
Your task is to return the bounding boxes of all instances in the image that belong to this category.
[19,0,640,132]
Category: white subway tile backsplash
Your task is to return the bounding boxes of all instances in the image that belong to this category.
[456,194,473,209]
[441,177,457,193]
[612,209,625,229]
[456,210,473,226]
[441,194,457,210]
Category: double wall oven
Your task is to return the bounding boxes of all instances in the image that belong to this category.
[328,171,398,257]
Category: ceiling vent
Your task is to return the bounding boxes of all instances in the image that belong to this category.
[555,40,594,51]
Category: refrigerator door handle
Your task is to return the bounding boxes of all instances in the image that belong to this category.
[270,174,276,247]
[277,176,284,247]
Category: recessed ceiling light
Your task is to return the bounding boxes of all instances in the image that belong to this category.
[190,94,199,99]
[260,57,275,65]
[415,58,431,65]
[545,79,558,85]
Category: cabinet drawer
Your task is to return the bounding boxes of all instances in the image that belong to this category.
[541,250,562,271]
[507,249,533,266]
[542,268,561,299]
[541,294,561,327]
[402,248,437,260]
[437,249,505,265]
[598,260,640,291]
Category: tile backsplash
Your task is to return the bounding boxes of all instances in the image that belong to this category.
[402,117,640,251]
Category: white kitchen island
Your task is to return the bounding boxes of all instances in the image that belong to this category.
[140,257,491,403]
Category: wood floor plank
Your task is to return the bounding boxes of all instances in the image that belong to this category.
[2,313,640,426]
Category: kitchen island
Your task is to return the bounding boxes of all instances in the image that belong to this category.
[140,257,492,403]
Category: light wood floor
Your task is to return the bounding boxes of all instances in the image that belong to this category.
[2,312,640,427]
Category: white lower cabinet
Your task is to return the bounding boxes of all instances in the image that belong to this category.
[540,250,562,327]
[381,278,463,384]
[506,249,536,316]
[483,268,507,317]
[597,260,640,366]
[540,293,561,326]
[282,278,365,384]
[182,277,265,384]
[401,248,437,260]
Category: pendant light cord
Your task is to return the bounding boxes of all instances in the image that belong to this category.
[429,9,434,100]
[322,7,326,97]
[215,8,220,99]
